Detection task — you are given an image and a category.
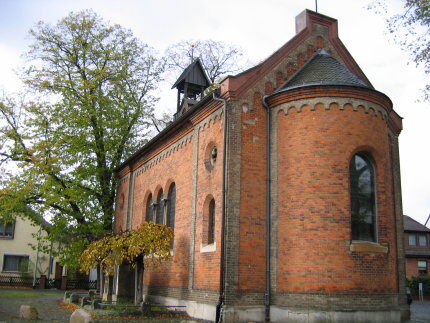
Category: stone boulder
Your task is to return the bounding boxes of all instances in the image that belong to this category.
[19,305,38,320]
[70,309,92,323]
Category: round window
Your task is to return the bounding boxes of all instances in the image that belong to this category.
[204,142,218,171]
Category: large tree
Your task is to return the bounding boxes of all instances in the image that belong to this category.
[165,39,245,83]
[0,10,163,268]
[370,0,430,100]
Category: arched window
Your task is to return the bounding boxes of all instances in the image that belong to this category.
[166,183,176,248]
[208,198,215,245]
[145,193,153,222]
[350,153,376,242]
[166,183,176,231]
[155,189,163,224]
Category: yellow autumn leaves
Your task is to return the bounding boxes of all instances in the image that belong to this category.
[80,222,173,275]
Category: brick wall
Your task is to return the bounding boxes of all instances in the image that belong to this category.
[274,97,397,294]
[192,109,224,290]
[238,92,267,291]
[136,135,194,288]
[114,172,130,233]
[230,24,352,298]
[115,102,224,295]
[406,258,418,278]
[233,26,339,296]
[406,258,429,278]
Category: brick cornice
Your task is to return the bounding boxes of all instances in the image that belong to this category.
[118,166,132,178]
[266,85,402,135]
[266,85,392,110]
[131,107,224,177]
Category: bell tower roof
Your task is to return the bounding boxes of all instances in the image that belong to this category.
[172,58,211,115]
[171,58,211,93]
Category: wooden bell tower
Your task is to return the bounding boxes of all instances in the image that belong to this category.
[172,58,211,118]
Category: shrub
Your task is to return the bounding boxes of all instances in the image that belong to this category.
[407,276,430,296]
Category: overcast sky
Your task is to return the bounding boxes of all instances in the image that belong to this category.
[0,0,429,225]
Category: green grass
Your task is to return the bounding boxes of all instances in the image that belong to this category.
[0,289,62,298]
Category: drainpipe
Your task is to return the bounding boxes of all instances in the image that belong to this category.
[262,95,271,322]
[212,91,227,323]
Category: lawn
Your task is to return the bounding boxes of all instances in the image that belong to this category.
[0,288,63,298]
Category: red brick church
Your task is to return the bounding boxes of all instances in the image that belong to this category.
[113,10,408,322]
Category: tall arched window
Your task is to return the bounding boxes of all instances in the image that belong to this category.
[166,183,176,248]
[155,189,163,224]
[350,153,376,242]
[145,193,153,222]
[166,183,176,231]
[208,198,215,245]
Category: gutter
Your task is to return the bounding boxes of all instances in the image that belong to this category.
[212,92,227,323]
[262,95,271,322]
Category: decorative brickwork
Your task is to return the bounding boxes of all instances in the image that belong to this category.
[275,97,388,120]
[113,9,407,322]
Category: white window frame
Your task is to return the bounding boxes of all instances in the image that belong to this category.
[409,234,417,246]
[418,260,427,274]
[418,234,427,246]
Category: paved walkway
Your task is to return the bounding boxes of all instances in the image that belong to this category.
[409,300,430,323]
[1,288,429,322]
[0,289,71,322]
[0,288,194,322]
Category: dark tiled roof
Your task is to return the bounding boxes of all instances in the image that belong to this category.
[277,49,372,92]
[404,215,430,232]
[405,249,430,258]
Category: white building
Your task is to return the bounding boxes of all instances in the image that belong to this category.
[0,217,61,282]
